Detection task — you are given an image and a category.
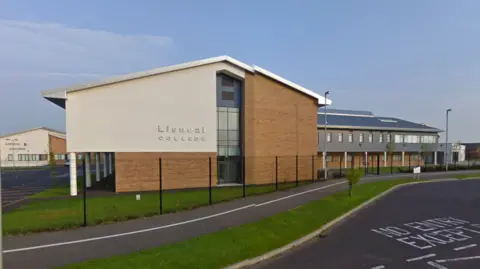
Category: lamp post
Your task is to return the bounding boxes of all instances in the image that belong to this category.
[323,90,330,180]
[6,138,18,170]
[445,109,452,171]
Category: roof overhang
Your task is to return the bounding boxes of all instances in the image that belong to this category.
[41,56,332,108]
[317,125,443,133]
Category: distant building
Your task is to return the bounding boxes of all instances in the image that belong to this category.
[0,127,66,167]
[317,109,449,168]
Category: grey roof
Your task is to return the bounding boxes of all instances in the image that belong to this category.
[0,127,65,138]
[322,108,374,116]
[317,111,442,133]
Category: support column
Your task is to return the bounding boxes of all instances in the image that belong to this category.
[95,152,101,182]
[103,153,108,178]
[108,152,113,175]
[344,152,348,168]
[434,151,438,165]
[365,152,368,166]
[402,152,405,167]
[384,152,387,167]
[69,152,77,196]
[85,153,91,187]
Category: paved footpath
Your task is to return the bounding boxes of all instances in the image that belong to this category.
[253,179,480,269]
[3,170,479,269]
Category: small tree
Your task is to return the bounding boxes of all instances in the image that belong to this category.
[386,142,395,171]
[346,168,362,198]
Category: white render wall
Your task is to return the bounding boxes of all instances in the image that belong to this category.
[0,129,50,167]
[66,62,245,153]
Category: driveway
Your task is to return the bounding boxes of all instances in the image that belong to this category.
[254,179,480,269]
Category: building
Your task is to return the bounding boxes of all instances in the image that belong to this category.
[0,127,66,168]
[41,56,331,195]
[317,109,447,169]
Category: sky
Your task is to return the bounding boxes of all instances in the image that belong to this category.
[0,0,479,142]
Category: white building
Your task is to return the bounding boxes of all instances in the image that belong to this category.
[0,127,66,168]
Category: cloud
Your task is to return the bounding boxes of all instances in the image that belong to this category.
[0,19,174,134]
[0,19,174,75]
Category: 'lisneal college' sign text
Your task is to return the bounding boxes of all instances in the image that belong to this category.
[158,125,207,142]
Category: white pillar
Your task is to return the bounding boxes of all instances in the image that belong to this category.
[69,153,77,196]
[434,151,438,165]
[103,153,108,177]
[95,152,101,182]
[85,153,91,187]
[108,153,113,175]
[402,152,405,167]
[384,152,387,167]
[344,152,348,168]
[365,152,368,167]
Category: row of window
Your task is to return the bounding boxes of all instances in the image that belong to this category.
[325,133,438,144]
[8,154,48,161]
[325,154,422,162]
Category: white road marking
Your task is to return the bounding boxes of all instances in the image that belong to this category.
[426,261,448,269]
[436,255,480,263]
[3,180,350,253]
[2,198,27,208]
[3,204,256,253]
[454,244,477,251]
[254,181,346,207]
[370,265,385,269]
[406,253,436,262]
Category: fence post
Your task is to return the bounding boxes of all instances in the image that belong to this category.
[295,155,299,187]
[390,156,393,174]
[242,156,246,197]
[339,154,342,176]
[209,157,212,205]
[377,154,380,175]
[159,158,163,215]
[275,156,278,190]
[409,153,411,170]
[311,155,314,183]
[82,158,87,227]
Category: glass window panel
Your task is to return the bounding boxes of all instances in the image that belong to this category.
[218,130,228,141]
[394,135,403,143]
[218,111,228,129]
[222,91,235,101]
[227,107,239,113]
[228,112,239,130]
[369,133,373,143]
[228,147,240,156]
[327,133,332,142]
[349,133,353,143]
[359,134,364,143]
[227,130,239,141]
[218,147,227,156]
[227,140,239,147]
[217,107,228,112]
[379,134,383,143]
[338,133,343,142]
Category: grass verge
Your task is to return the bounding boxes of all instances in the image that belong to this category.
[59,178,415,269]
[4,181,310,235]
[455,173,480,179]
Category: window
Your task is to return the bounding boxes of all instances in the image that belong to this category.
[347,155,352,161]
[393,155,402,161]
[326,156,333,162]
[338,133,343,143]
[221,91,234,101]
[359,133,364,143]
[221,76,234,87]
[39,154,48,161]
[349,133,353,143]
[411,155,420,161]
[7,154,13,161]
[403,135,420,143]
[55,154,65,160]
[387,134,391,143]
[421,135,437,144]
[327,133,332,143]
[368,133,373,143]
[394,134,403,143]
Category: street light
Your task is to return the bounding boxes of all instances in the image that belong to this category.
[323,90,330,180]
[445,109,452,171]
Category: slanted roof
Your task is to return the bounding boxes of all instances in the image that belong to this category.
[317,109,442,133]
[0,127,66,139]
[41,56,332,107]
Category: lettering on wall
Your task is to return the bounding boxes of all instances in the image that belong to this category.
[371,217,480,249]
[157,125,207,142]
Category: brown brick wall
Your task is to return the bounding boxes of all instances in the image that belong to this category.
[115,152,216,192]
[49,135,66,165]
[244,72,318,184]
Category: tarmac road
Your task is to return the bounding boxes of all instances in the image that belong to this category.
[253,179,480,269]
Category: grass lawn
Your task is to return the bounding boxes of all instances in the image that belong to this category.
[4,180,310,235]
[455,173,480,179]
[29,178,84,198]
[59,178,415,269]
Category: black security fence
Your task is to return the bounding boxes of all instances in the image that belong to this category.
[6,153,480,236]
